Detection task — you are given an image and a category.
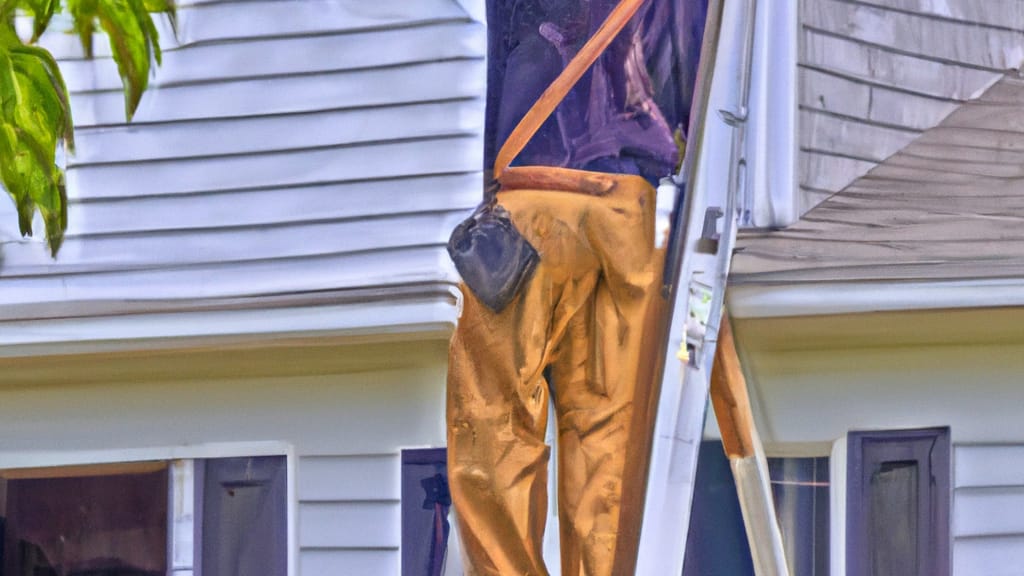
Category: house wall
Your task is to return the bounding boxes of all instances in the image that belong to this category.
[0,0,484,324]
[732,308,1024,574]
[733,309,1024,573]
[0,338,450,575]
[796,0,1022,214]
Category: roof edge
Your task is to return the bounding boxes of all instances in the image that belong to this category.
[728,277,1024,319]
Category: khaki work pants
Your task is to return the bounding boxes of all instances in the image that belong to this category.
[447,171,661,576]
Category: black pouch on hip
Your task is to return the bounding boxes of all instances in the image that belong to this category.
[447,181,539,312]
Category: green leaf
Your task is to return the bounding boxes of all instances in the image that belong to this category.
[69,0,165,120]
[143,0,173,36]
[0,0,169,255]
[21,0,61,43]
[0,30,72,255]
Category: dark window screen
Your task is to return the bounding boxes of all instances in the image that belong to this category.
[847,428,950,576]
[401,448,451,576]
[0,465,168,576]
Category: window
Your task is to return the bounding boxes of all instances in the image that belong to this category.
[683,441,830,576]
[0,456,287,576]
[846,428,950,576]
[400,448,452,576]
[769,457,830,576]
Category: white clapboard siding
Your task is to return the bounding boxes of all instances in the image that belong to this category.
[296,454,403,573]
[3,210,467,271]
[35,0,469,60]
[845,0,1024,31]
[58,21,486,93]
[0,248,451,312]
[953,445,1024,576]
[796,0,1017,215]
[954,536,1024,576]
[70,60,487,127]
[65,136,482,200]
[300,502,401,549]
[298,454,400,502]
[301,550,399,576]
[0,0,485,326]
[72,99,485,165]
[800,109,919,162]
[70,174,482,236]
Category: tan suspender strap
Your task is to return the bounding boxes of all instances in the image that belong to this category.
[492,0,647,178]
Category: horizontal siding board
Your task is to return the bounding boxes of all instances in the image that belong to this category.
[299,501,400,548]
[57,21,485,93]
[954,486,1024,538]
[954,535,1024,576]
[69,59,487,127]
[956,446,1024,489]
[865,86,958,130]
[300,549,399,576]
[800,67,870,118]
[71,99,484,164]
[172,0,470,46]
[844,0,1024,31]
[65,136,483,199]
[801,28,1000,101]
[803,0,1024,70]
[298,454,400,502]
[799,150,876,193]
[800,109,919,162]
[38,0,470,61]
[801,68,958,131]
[0,211,466,270]
[68,174,481,236]
[0,248,455,310]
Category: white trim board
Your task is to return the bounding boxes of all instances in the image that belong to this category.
[728,277,1024,319]
[0,291,460,358]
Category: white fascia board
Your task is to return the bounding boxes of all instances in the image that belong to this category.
[0,288,461,358]
[728,278,1024,319]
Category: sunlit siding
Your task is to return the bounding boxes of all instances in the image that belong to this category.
[953,445,1024,576]
[0,0,484,320]
[796,0,1021,214]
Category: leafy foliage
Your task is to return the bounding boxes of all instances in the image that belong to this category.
[0,0,172,256]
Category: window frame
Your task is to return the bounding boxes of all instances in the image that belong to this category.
[845,428,951,576]
[0,441,296,576]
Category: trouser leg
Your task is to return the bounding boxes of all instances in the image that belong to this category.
[549,177,658,576]
[447,286,553,576]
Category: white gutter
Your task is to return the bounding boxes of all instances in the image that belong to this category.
[729,277,1024,319]
[746,0,799,227]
